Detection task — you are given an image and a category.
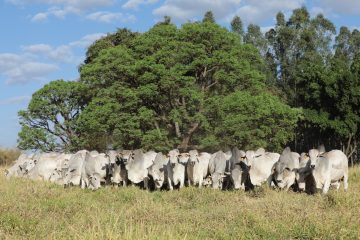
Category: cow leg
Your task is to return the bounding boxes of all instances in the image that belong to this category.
[144,177,149,190]
[187,179,191,187]
[168,177,173,191]
[81,178,86,189]
[198,178,203,189]
[179,178,184,189]
[322,178,331,194]
[343,172,348,191]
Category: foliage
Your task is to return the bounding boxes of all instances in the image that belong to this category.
[18,80,89,152]
[205,91,301,151]
[78,18,296,151]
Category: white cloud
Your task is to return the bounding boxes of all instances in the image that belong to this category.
[153,0,241,21]
[69,33,107,48]
[310,6,325,17]
[235,0,304,25]
[22,33,106,64]
[86,11,136,23]
[122,0,158,10]
[0,96,31,105]
[7,0,116,21]
[7,0,115,10]
[318,0,360,15]
[0,53,58,85]
[31,12,48,22]
[22,44,75,63]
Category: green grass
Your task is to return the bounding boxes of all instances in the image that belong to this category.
[1,166,360,239]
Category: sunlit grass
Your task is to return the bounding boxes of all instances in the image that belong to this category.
[1,166,360,239]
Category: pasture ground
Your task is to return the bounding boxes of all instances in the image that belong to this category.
[1,166,360,239]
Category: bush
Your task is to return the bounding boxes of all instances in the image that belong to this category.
[0,148,21,166]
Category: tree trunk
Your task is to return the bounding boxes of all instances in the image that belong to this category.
[177,122,199,151]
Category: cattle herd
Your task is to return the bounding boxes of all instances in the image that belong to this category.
[4,146,349,194]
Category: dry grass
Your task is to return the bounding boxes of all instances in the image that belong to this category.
[1,166,360,239]
[0,148,21,166]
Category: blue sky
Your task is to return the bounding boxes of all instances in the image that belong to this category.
[0,0,359,148]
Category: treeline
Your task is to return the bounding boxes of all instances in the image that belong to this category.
[17,7,360,163]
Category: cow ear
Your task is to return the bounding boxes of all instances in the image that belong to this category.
[19,165,23,171]
[159,168,164,172]
[285,167,291,171]
[292,168,298,173]
[34,159,38,164]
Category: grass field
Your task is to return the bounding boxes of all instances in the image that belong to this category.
[1,166,360,239]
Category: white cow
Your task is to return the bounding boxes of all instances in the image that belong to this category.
[49,153,72,184]
[111,150,132,186]
[229,149,247,190]
[295,152,310,191]
[63,150,88,187]
[208,151,231,190]
[297,149,348,194]
[272,147,300,191]
[5,153,35,178]
[243,148,280,187]
[167,149,187,190]
[187,150,211,188]
[26,152,64,181]
[81,152,111,190]
[126,149,156,189]
[148,152,169,190]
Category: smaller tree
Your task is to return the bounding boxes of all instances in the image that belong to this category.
[244,24,268,56]
[18,80,89,152]
[202,11,215,23]
[231,15,244,41]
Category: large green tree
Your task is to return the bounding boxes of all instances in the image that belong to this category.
[78,19,298,151]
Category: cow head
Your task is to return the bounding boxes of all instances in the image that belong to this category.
[89,174,101,191]
[167,149,180,167]
[119,150,134,166]
[178,153,190,165]
[149,166,166,189]
[308,149,320,169]
[210,172,229,190]
[63,168,77,187]
[231,168,244,190]
[49,168,63,183]
[202,177,212,187]
[243,149,263,168]
[294,162,313,191]
[273,162,295,189]
[188,150,199,166]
